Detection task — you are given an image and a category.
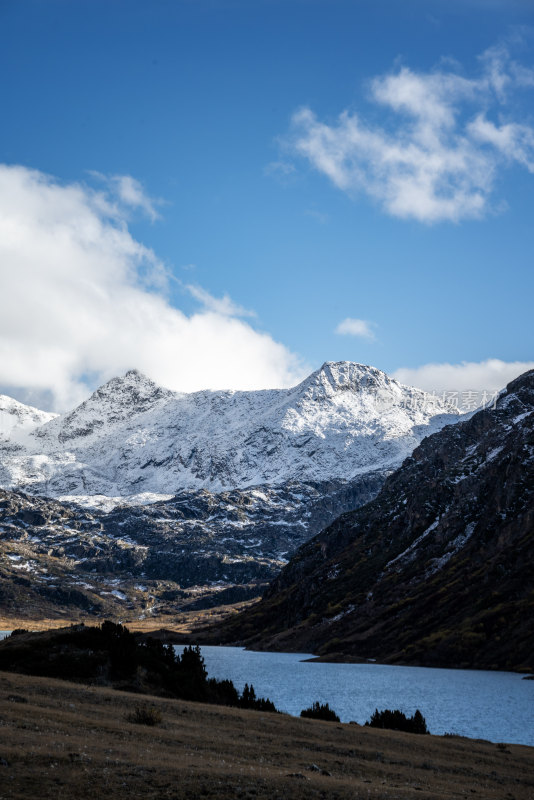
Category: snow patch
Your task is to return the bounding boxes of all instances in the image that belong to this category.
[385,518,440,570]
[425,522,476,577]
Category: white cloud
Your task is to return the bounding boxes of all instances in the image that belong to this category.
[392,359,534,395]
[89,171,162,222]
[110,174,162,221]
[185,284,256,318]
[468,114,534,171]
[335,318,376,340]
[286,41,534,223]
[0,165,308,412]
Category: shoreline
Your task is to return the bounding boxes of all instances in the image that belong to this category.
[2,617,533,676]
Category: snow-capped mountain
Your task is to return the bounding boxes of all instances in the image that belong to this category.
[0,362,464,617]
[0,362,460,504]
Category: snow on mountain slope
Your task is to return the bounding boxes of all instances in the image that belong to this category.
[0,362,461,503]
[0,395,57,442]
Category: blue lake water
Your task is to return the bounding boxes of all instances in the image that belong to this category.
[180,644,534,747]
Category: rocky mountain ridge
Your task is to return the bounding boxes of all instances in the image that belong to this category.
[0,362,459,504]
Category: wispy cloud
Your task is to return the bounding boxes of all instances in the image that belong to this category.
[286,39,534,223]
[111,174,162,221]
[335,318,376,340]
[0,165,307,411]
[393,358,534,395]
[263,160,297,178]
[90,171,163,221]
[185,284,256,318]
[304,208,329,224]
[468,114,534,170]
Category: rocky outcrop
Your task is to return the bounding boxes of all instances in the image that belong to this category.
[0,472,384,618]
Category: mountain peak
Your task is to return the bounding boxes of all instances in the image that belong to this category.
[297,361,397,398]
[35,370,173,445]
[101,368,161,391]
[124,368,151,382]
[87,369,173,407]
[321,360,389,382]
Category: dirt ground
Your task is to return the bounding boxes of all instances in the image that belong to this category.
[0,670,532,800]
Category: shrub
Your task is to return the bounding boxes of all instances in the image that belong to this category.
[239,683,277,713]
[6,694,28,703]
[300,701,340,722]
[365,708,429,734]
[126,706,162,726]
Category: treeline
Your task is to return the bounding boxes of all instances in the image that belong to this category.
[365,707,429,734]
[1,621,277,713]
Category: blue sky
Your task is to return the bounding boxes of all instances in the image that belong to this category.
[0,0,533,409]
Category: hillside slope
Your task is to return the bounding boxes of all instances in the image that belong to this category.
[216,370,534,671]
[0,474,384,620]
[0,394,56,441]
[2,670,533,800]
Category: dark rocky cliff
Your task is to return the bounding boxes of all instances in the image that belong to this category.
[215,371,534,671]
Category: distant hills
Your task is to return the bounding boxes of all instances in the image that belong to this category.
[214,370,534,672]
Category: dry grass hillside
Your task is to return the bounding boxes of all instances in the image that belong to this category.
[0,600,253,637]
[0,670,533,800]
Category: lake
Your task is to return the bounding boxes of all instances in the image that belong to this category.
[181,644,534,747]
[1,631,531,745]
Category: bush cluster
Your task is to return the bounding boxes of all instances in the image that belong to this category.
[300,701,340,722]
[126,706,163,726]
[365,708,429,734]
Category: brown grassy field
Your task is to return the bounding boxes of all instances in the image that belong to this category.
[0,601,255,637]
[0,670,532,800]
